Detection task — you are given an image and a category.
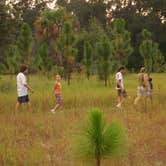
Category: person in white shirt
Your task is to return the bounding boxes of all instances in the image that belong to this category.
[15,65,34,112]
[115,66,127,108]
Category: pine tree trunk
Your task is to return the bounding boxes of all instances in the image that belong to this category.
[67,73,70,85]
[96,156,101,166]
[24,54,29,66]
[104,75,107,87]
[87,71,90,80]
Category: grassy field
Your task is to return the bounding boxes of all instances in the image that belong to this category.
[0,74,165,166]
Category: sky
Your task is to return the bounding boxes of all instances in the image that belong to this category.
[47,1,56,9]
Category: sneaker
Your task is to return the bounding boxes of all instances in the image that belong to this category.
[50,109,55,114]
[116,104,122,108]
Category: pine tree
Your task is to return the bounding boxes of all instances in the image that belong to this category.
[17,22,34,65]
[139,29,164,73]
[6,45,22,74]
[111,19,133,67]
[77,109,128,166]
[96,35,112,86]
[83,41,93,80]
[57,21,77,85]
[36,42,52,72]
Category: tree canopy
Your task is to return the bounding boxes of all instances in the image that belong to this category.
[0,0,165,75]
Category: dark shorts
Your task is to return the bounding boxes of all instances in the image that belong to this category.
[117,89,127,98]
[55,94,62,104]
[18,95,29,103]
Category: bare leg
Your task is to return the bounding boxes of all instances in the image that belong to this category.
[134,96,141,105]
[53,103,62,111]
[120,97,125,105]
[27,102,32,112]
[117,96,121,105]
[15,102,21,112]
[117,96,123,108]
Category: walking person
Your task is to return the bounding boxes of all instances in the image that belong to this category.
[115,66,127,108]
[15,65,34,112]
[134,67,149,105]
[50,74,63,113]
[147,76,153,103]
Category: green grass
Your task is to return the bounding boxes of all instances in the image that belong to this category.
[0,73,165,165]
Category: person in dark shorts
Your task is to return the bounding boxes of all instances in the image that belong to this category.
[147,77,153,101]
[15,65,34,112]
[50,74,63,113]
[115,66,127,108]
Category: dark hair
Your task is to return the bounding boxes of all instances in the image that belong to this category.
[140,67,146,73]
[20,65,28,72]
[149,77,152,82]
[118,66,125,72]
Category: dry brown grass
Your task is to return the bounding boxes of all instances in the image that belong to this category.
[0,74,165,165]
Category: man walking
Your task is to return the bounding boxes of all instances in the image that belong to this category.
[115,66,127,108]
[15,65,34,112]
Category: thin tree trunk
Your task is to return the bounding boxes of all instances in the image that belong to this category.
[96,156,101,166]
[87,71,90,80]
[67,74,70,85]
[67,62,71,85]
[104,75,107,87]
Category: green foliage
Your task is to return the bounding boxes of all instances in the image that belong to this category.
[0,2,17,50]
[0,0,165,74]
[86,18,105,48]
[57,21,77,85]
[110,0,166,63]
[141,29,152,40]
[83,41,93,79]
[58,0,107,27]
[36,42,53,72]
[77,109,127,166]
[5,45,22,74]
[139,40,153,73]
[17,22,34,65]
[96,35,112,86]
[39,8,67,41]
[139,29,164,73]
[111,19,133,67]
[0,63,6,74]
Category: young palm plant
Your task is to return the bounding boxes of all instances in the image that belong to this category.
[77,109,127,166]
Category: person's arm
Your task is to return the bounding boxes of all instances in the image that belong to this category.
[116,79,124,92]
[24,84,34,93]
[53,82,57,94]
[143,73,149,88]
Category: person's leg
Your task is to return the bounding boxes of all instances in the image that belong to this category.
[134,96,141,105]
[120,97,125,105]
[51,94,62,112]
[121,90,127,105]
[15,102,21,112]
[53,103,61,111]
[117,91,122,108]
[27,102,32,112]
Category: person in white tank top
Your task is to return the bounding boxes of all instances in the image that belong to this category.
[15,65,34,112]
[115,66,127,108]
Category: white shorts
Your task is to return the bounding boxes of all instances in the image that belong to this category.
[137,86,147,96]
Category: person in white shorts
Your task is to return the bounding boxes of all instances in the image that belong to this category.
[134,67,149,105]
[115,66,127,108]
[15,65,34,112]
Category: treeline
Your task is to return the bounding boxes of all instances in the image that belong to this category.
[0,0,165,81]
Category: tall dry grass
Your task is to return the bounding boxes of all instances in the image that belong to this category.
[0,73,165,165]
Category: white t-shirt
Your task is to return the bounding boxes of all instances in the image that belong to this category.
[115,72,124,89]
[17,72,28,97]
